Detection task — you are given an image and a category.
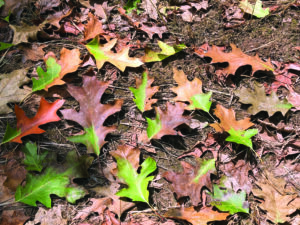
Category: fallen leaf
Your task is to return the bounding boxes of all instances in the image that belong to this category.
[142,41,186,63]
[171,68,212,111]
[141,0,158,20]
[146,102,191,140]
[85,37,143,71]
[252,171,300,223]
[210,184,249,214]
[129,70,159,112]
[35,0,61,13]
[196,44,274,76]
[22,142,48,172]
[164,158,216,206]
[83,12,105,41]
[45,6,73,28]
[61,76,123,155]
[18,43,45,63]
[0,0,33,19]
[10,24,44,45]
[25,205,67,225]
[239,0,269,18]
[0,210,30,225]
[223,4,245,28]
[210,104,254,132]
[235,82,293,116]
[113,154,156,203]
[2,98,65,143]
[287,87,300,110]
[0,68,31,114]
[164,207,229,225]
[32,47,82,91]
[226,128,258,149]
[220,160,253,194]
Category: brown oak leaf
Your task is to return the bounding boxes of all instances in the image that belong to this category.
[234,82,292,116]
[210,104,254,132]
[83,12,105,41]
[44,48,82,91]
[253,171,300,224]
[164,207,229,225]
[164,158,216,206]
[61,76,123,155]
[196,44,274,76]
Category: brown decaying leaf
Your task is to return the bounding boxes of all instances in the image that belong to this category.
[60,76,123,153]
[235,82,292,116]
[252,171,300,223]
[45,6,73,28]
[110,145,140,172]
[199,44,274,75]
[210,104,254,132]
[0,68,31,114]
[171,68,203,105]
[141,0,158,20]
[222,4,245,28]
[18,44,46,63]
[287,87,300,110]
[10,24,44,45]
[10,98,65,143]
[152,102,191,140]
[44,48,82,91]
[164,159,216,206]
[83,12,105,41]
[0,0,32,19]
[35,0,61,13]
[26,205,67,225]
[164,207,229,225]
[220,160,253,194]
[0,210,30,225]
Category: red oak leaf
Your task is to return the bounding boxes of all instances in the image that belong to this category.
[61,76,123,155]
[4,98,64,143]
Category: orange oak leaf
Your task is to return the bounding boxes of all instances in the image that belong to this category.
[171,68,203,103]
[198,44,274,75]
[210,104,254,132]
[5,98,64,143]
[164,207,229,225]
[83,12,105,41]
[61,76,123,155]
[44,48,82,91]
[164,158,216,206]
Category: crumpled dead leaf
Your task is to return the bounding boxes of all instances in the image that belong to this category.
[10,24,45,45]
[0,68,31,114]
[26,205,67,225]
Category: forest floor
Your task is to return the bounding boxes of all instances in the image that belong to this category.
[0,0,300,225]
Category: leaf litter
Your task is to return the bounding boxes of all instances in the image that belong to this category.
[0,0,300,225]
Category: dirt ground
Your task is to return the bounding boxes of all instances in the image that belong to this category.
[0,0,300,224]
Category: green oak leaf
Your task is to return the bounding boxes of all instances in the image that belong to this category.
[124,0,141,14]
[2,123,21,144]
[0,42,13,51]
[22,142,48,172]
[192,158,216,183]
[67,126,100,155]
[143,41,186,63]
[0,0,4,8]
[32,57,61,92]
[226,128,258,149]
[116,157,156,203]
[129,71,147,112]
[210,184,249,214]
[15,167,85,208]
[239,0,269,18]
[189,91,212,112]
[146,113,162,139]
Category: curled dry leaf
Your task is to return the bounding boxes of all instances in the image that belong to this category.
[10,24,44,45]
[164,158,216,206]
[253,171,300,224]
[235,82,293,116]
[210,104,254,132]
[0,68,31,114]
[164,207,229,225]
[2,98,65,143]
[195,44,274,76]
[61,76,123,155]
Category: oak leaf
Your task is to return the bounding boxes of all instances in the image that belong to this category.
[129,70,159,112]
[85,36,143,71]
[210,104,254,132]
[2,98,64,143]
[146,102,191,140]
[164,207,229,225]
[164,158,216,206]
[10,24,44,45]
[171,68,212,111]
[0,210,30,225]
[252,172,300,223]
[287,87,300,111]
[61,76,123,155]
[199,44,274,76]
[226,128,258,149]
[32,48,82,91]
[239,0,269,18]
[0,68,31,114]
[235,82,293,116]
[83,12,105,41]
